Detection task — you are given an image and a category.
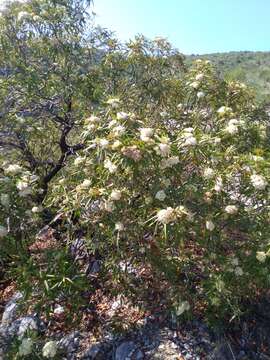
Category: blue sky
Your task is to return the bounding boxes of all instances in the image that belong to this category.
[93,0,270,54]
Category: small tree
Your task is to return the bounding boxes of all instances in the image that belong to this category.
[0,0,112,201]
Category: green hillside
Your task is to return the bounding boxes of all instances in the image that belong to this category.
[186,51,270,102]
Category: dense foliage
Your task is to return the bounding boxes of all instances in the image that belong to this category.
[0,0,270,357]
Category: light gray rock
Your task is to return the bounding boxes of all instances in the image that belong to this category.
[17,316,39,338]
[58,331,80,355]
[1,292,23,326]
[115,341,143,360]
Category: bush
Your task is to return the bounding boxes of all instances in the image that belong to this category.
[49,60,270,322]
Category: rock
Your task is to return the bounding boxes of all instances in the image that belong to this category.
[82,343,105,359]
[89,260,101,274]
[1,292,23,326]
[17,316,39,338]
[58,331,80,355]
[115,341,143,360]
[0,324,9,358]
[151,340,181,360]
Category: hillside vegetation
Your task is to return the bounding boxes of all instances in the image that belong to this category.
[187,51,270,102]
[0,1,270,358]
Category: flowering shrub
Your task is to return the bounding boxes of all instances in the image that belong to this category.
[0,162,42,263]
[49,60,270,321]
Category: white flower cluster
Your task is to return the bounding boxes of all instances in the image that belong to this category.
[205,220,215,231]
[156,207,176,224]
[203,167,215,179]
[225,205,238,214]
[42,341,58,358]
[180,128,197,147]
[250,174,267,190]
[217,106,232,117]
[139,128,154,143]
[104,159,117,173]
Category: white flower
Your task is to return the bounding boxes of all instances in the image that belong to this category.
[197,91,205,99]
[139,128,154,142]
[19,338,33,356]
[160,156,180,169]
[5,164,22,175]
[251,155,264,162]
[81,179,91,189]
[112,125,125,137]
[190,81,200,89]
[17,11,29,21]
[53,305,65,315]
[0,194,10,208]
[195,73,204,81]
[115,222,124,231]
[228,118,239,126]
[176,301,190,316]
[214,177,223,192]
[155,190,166,201]
[156,143,171,157]
[112,140,122,149]
[42,341,58,358]
[203,167,215,179]
[160,111,168,117]
[16,180,29,191]
[177,103,183,110]
[183,136,197,146]
[217,106,232,116]
[32,206,43,213]
[250,174,267,190]
[157,207,176,224]
[110,190,122,201]
[74,156,85,166]
[225,124,238,135]
[183,127,194,133]
[84,115,100,124]
[116,112,129,120]
[214,137,221,144]
[256,251,267,263]
[225,205,238,214]
[234,267,244,276]
[108,119,118,128]
[104,159,117,173]
[206,220,215,231]
[0,225,8,238]
[98,138,109,148]
[107,98,120,108]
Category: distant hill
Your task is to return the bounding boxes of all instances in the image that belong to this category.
[186,51,270,102]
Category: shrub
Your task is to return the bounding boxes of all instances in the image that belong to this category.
[49,60,270,322]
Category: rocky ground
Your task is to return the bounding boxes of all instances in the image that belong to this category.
[1,290,270,359]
